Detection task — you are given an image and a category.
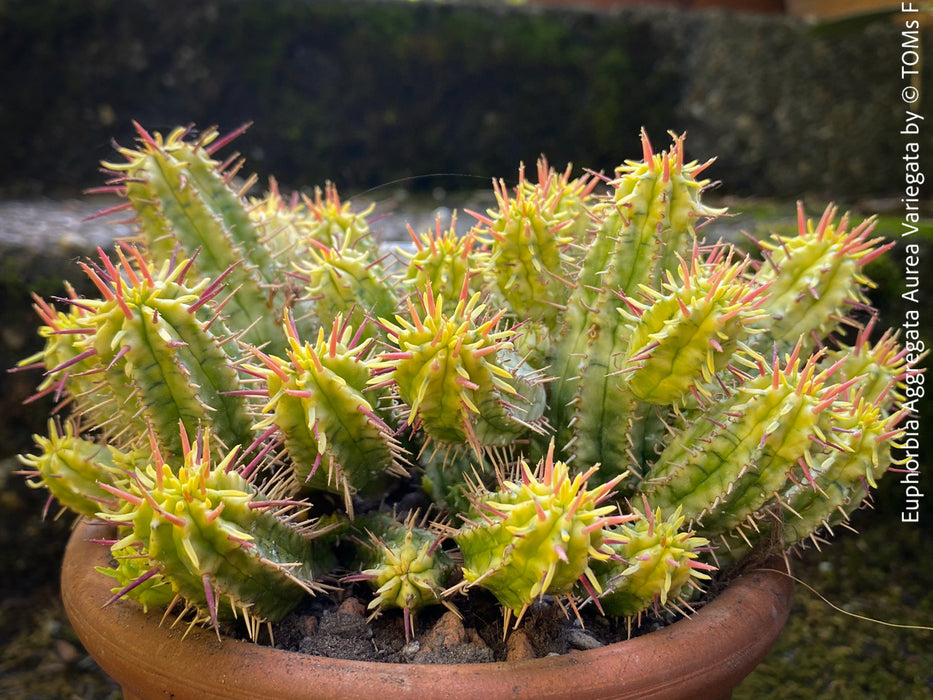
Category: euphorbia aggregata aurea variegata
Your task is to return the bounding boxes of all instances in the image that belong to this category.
[17,123,909,642]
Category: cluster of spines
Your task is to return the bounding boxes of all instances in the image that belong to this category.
[348,513,456,641]
[17,420,128,518]
[592,504,714,626]
[750,202,893,353]
[374,286,546,453]
[469,158,597,332]
[244,313,407,512]
[299,181,375,251]
[25,245,253,461]
[616,243,769,407]
[293,234,398,345]
[453,443,634,631]
[97,123,284,351]
[98,425,327,640]
[399,212,484,302]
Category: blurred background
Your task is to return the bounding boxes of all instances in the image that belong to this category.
[1,1,930,697]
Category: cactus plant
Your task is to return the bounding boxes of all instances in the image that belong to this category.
[18,124,912,652]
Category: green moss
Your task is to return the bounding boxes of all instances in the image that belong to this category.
[737,518,933,699]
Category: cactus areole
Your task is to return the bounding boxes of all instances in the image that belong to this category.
[19,124,910,686]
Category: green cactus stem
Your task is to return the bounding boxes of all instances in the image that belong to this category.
[776,396,905,551]
[64,245,253,460]
[15,287,110,424]
[97,541,176,613]
[751,203,893,352]
[399,212,486,302]
[551,131,725,473]
[593,503,714,623]
[348,513,457,641]
[18,420,129,518]
[244,312,407,513]
[642,343,860,543]
[294,234,398,345]
[99,425,331,639]
[617,243,769,407]
[453,443,633,631]
[98,122,284,351]
[374,286,547,453]
[469,159,597,333]
[299,181,375,251]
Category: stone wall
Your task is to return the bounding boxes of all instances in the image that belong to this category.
[1,0,928,199]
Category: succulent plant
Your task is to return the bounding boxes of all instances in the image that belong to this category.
[17,124,911,645]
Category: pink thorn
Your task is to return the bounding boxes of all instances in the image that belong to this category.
[456,376,481,391]
[83,200,136,222]
[795,201,807,236]
[640,128,654,166]
[45,347,98,376]
[305,452,323,483]
[179,421,192,458]
[98,482,144,507]
[104,566,163,608]
[687,560,717,571]
[815,204,836,239]
[554,544,569,563]
[203,573,220,636]
[204,122,253,156]
[79,262,115,302]
[205,501,226,522]
[285,389,314,399]
[188,262,241,314]
[578,575,605,615]
[131,120,159,149]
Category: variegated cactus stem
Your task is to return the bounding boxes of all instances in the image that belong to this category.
[347,512,457,641]
[467,158,598,333]
[299,180,376,252]
[452,442,635,634]
[616,242,769,408]
[399,211,488,303]
[243,311,407,514]
[21,244,254,462]
[246,176,307,260]
[17,419,131,519]
[292,232,399,345]
[750,202,894,353]
[98,425,332,642]
[94,122,285,351]
[14,284,109,422]
[372,284,547,455]
[772,320,911,551]
[641,342,863,548]
[592,501,714,631]
[82,245,251,460]
[776,396,907,552]
[550,131,726,472]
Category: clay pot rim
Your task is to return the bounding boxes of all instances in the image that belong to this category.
[62,518,794,700]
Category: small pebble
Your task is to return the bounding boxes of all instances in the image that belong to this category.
[505,629,536,662]
[420,611,468,652]
[566,629,604,651]
[337,597,366,617]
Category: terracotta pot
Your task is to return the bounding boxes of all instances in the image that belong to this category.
[62,519,794,700]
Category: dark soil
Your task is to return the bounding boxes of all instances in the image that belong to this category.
[248,573,698,665]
